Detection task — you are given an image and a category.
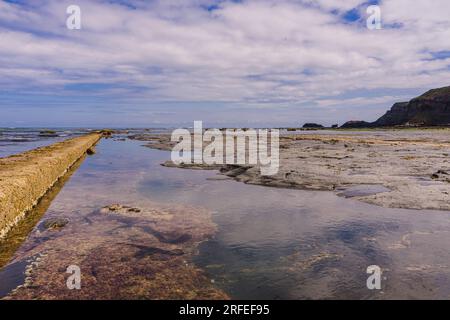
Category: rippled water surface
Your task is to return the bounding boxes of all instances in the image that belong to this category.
[0,128,87,157]
[1,134,450,299]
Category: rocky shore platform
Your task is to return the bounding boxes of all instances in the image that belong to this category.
[132,129,450,211]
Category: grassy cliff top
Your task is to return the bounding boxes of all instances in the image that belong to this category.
[416,86,450,100]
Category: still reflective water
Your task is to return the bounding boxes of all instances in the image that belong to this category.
[1,136,450,299]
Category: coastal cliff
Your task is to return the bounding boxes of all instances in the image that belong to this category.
[342,86,450,128]
[0,133,101,239]
[374,86,450,126]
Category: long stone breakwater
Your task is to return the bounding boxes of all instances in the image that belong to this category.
[0,133,102,239]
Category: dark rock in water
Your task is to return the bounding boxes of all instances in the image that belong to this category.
[39,130,58,137]
[303,123,324,128]
[431,169,450,182]
[99,204,141,214]
[99,129,114,138]
[41,218,69,230]
[86,147,96,155]
[140,226,192,244]
[373,86,450,127]
[340,120,372,129]
[131,245,184,258]
[220,165,251,177]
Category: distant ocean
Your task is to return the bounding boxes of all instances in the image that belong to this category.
[0,128,88,158]
[0,128,173,158]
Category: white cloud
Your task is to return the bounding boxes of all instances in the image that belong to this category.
[303,0,365,11]
[0,0,449,123]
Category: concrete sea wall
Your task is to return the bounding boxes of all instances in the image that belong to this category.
[0,134,102,239]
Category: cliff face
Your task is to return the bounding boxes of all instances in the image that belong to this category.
[372,102,409,126]
[374,86,450,127]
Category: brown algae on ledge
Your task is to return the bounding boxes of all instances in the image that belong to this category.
[3,203,229,300]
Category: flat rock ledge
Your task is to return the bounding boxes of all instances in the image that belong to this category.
[137,131,450,211]
[0,134,102,239]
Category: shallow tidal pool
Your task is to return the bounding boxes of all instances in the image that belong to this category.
[1,136,450,299]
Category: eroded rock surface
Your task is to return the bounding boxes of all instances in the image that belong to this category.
[4,203,228,300]
[138,130,450,210]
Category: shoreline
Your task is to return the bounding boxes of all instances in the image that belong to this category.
[0,133,229,299]
[0,133,102,239]
[1,128,449,299]
[131,129,450,211]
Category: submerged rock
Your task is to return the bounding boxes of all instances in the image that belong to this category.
[39,130,58,137]
[99,204,142,214]
[86,147,96,155]
[5,203,228,300]
[40,218,69,230]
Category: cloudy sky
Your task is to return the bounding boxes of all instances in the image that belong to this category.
[0,0,449,127]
